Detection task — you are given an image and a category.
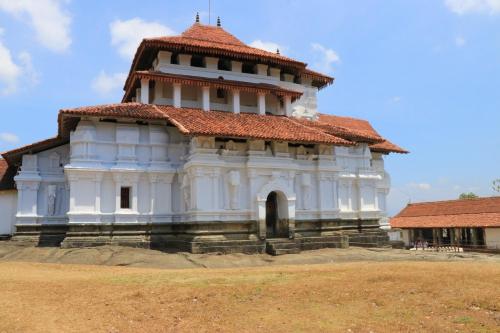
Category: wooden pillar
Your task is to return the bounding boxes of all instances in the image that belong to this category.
[432,228,437,250]
[437,228,442,249]
[471,228,478,247]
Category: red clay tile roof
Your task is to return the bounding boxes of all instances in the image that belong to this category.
[58,103,352,145]
[146,23,305,67]
[158,106,352,145]
[295,114,407,153]
[3,103,405,170]
[123,71,303,103]
[1,136,67,166]
[125,23,333,91]
[0,159,16,191]
[370,140,408,154]
[390,197,500,228]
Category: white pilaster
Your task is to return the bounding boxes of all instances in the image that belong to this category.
[205,57,218,70]
[258,93,266,115]
[269,67,281,79]
[155,50,172,70]
[95,174,102,213]
[178,54,192,66]
[256,64,268,76]
[232,90,240,114]
[140,78,149,104]
[202,86,210,111]
[173,83,181,108]
[284,95,292,116]
[231,61,242,72]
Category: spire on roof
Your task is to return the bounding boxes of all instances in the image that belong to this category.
[276,48,280,55]
[195,12,200,23]
[217,16,221,27]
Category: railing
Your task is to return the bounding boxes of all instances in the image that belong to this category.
[410,242,499,254]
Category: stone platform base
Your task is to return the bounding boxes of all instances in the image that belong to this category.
[11,219,390,255]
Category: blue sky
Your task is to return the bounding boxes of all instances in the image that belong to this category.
[0,0,499,214]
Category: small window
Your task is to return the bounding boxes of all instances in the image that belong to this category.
[191,55,204,67]
[242,63,255,74]
[216,88,226,99]
[120,187,131,209]
[218,58,231,71]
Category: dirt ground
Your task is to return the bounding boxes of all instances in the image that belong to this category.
[0,243,499,332]
[0,242,499,269]
[0,259,498,333]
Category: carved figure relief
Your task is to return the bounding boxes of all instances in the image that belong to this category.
[301,174,312,210]
[181,174,190,211]
[47,185,57,216]
[227,170,240,209]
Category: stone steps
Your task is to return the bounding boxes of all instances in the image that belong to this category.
[190,239,265,254]
[266,238,301,256]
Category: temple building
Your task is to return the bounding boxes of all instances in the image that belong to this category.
[0,17,407,254]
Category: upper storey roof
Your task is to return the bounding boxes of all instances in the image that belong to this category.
[124,22,333,91]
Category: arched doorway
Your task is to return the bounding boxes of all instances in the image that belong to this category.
[266,191,288,238]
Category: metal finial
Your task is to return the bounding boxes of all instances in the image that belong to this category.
[195,12,200,23]
[276,48,280,55]
[217,16,221,27]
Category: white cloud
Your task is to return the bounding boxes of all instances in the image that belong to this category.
[455,36,466,47]
[409,182,432,190]
[18,51,39,86]
[0,30,37,96]
[444,0,500,15]
[0,0,71,53]
[0,40,21,95]
[91,71,127,97]
[249,40,283,53]
[0,132,20,144]
[110,18,175,59]
[310,43,340,73]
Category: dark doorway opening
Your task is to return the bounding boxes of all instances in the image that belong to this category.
[266,191,288,238]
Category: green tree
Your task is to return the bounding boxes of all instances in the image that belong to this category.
[459,192,478,199]
[493,179,500,193]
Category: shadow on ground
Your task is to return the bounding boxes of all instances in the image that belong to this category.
[0,242,498,269]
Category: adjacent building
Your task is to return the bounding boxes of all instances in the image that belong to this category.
[0,17,406,254]
[391,196,500,250]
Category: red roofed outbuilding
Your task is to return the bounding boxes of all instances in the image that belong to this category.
[390,197,500,250]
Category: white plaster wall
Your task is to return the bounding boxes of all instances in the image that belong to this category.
[15,145,70,226]
[485,228,500,249]
[14,119,391,227]
[0,190,17,235]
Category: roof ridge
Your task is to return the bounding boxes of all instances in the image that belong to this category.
[286,117,353,146]
[395,211,500,218]
[406,196,500,206]
[152,105,190,134]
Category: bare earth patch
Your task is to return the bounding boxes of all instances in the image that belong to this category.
[0,248,498,332]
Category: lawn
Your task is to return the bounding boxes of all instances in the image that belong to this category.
[0,261,498,332]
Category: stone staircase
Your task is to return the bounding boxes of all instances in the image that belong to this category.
[266,238,301,256]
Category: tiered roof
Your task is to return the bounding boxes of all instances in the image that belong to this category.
[124,22,334,94]
[390,197,500,228]
[0,20,407,191]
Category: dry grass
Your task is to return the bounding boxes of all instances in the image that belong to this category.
[0,261,498,332]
